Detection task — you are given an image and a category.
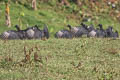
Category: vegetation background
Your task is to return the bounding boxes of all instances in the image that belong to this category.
[0,0,120,36]
[0,0,120,80]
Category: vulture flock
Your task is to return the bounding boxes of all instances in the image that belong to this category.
[0,23,119,40]
[0,25,49,40]
[55,23,119,39]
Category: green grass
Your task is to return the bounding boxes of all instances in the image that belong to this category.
[0,1,120,37]
[0,1,120,80]
[0,38,120,80]
[0,2,80,37]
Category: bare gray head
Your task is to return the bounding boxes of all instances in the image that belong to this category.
[15,25,21,31]
[67,24,72,30]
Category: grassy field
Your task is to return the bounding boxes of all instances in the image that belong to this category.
[0,1,120,80]
[0,38,120,80]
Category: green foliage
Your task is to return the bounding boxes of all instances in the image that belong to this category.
[47,0,57,6]
[0,0,8,3]
[4,0,8,3]
[67,4,78,13]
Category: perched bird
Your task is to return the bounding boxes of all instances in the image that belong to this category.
[43,24,49,39]
[113,30,119,39]
[67,23,89,38]
[0,25,27,40]
[26,25,49,39]
[14,25,27,39]
[0,25,21,40]
[105,26,114,37]
[96,24,106,38]
[55,29,73,39]
[87,24,96,37]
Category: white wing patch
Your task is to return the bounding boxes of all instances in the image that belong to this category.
[58,31,63,37]
[89,30,96,37]
[26,29,35,38]
[71,27,79,33]
[3,32,10,39]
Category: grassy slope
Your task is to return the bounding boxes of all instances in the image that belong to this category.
[0,38,120,80]
[0,2,80,37]
[0,2,120,37]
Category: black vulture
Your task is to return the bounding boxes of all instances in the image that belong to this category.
[55,30,73,39]
[87,24,96,37]
[0,25,22,40]
[43,24,49,39]
[105,26,114,38]
[96,24,106,38]
[113,30,119,39]
[25,25,49,39]
[67,23,89,38]
[14,25,27,39]
[0,30,20,40]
